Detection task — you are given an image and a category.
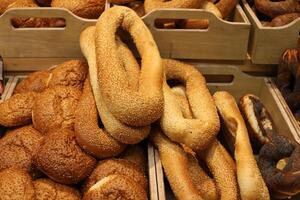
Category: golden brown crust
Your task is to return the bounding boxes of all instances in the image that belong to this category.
[213,91,270,200]
[149,127,203,200]
[0,92,37,127]
[51,0,106,19]
[215,0,237,18]
[270,13,300,27]
[254,0,300,18]
[33,129,97,184]
[0,168,35,200]
[75,79,126,158]
[0,125,43,177]
[197,140,239,200]
[95,6,164,127]
[48,60,88,90]
[14,71,51,94]
[161,59,220,151]
[6,0,38,8]
[82,159,147,193]
[144,0,202,13]
[34,178,81,200]
[187,154,219,200]
[32,86,81,134]
[80,26,150,144]
[83,175,147,200]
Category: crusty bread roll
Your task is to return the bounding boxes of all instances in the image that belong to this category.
[51,0,106,19]
[14,71,51,94]
[32,86,81,134]
[33,129,97,184]
[0,168,35,200]
[34,178,81,200]
[0,125,43,177]
[213,91,270,200]
[82,159,147,193]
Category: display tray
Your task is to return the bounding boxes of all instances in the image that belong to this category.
[0,4,250,61]
[152,64,300,200]
[5,74,159,200]
[242,0,300,65]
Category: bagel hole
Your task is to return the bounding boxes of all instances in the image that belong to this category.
[97,117,105,129]
[167,79,186,88]
[154,19,209,30]
[117,28,141,60]
[10,18,66,29]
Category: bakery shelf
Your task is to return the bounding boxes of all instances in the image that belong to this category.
[0,4,250,62]
[242,0,300,65]
[152,63,300,200]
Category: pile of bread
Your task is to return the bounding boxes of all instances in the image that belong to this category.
[247,0,300,27]
[0,0,106,27]
[108,0,238,29]
[0,5,300,200]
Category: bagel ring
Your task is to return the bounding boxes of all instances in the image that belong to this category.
[75,78,126,159]
[239,94,274,148]
[270,13,300,27]
[160,59,220,151]
[254,0,300,18]
[173,86,238,199]
[83,175,147,200]
[276,49,300,112]
[80,26,150,144]
[258,134,300,198]
[95,6,164,127]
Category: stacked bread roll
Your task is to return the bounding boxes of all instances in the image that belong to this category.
[247,0,300,27]
[0,0,106,28]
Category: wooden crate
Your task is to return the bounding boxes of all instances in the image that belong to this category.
[242,0,300,65]
[152,64,300,200]
[0,4,250,62]
[142,5,250,61]
[5,74,159,200]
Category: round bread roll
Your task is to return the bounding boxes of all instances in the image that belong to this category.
[0,92,37,127]
[14,71,51,94]
[33,129,97,184]
[51,0,106,19]
[82,159,147,193]
[0,125,43,177]
[83,175,147,200]
[48,60,88,90]
[34,178,81,200]
[0,168,35,200]
[32,86,81,134]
